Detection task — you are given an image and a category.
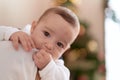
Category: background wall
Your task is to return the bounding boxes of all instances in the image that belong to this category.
[0,0,52,27]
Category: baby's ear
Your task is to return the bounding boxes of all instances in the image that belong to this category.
[31,21,37,33]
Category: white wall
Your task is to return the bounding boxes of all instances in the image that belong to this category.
[0,0,52,27]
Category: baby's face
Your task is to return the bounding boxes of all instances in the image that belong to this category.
[31,13,79,60]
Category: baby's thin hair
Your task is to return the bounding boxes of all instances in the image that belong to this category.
[38,6,80,28]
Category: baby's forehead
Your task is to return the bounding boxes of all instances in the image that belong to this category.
[40,12,79,43]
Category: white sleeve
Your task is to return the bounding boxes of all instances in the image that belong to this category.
[0,26,19,41]
[39,59,70,80]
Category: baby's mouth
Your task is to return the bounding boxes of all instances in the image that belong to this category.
[32,48,39,52]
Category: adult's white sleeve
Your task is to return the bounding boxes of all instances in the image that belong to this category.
[0,26,19,41]
[39,59,70,80]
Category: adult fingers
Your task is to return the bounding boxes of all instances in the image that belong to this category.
[19,35,29,51]
[11,36,19,50]
[29,37,35,48]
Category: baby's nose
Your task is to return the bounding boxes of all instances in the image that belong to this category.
[44,43,54,50]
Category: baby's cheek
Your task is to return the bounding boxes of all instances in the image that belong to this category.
[56,52,63,59]
[33,39,40,48]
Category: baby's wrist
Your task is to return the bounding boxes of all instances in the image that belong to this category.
[38,59,52,70]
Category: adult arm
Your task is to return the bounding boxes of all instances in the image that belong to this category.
[0,25,35,51]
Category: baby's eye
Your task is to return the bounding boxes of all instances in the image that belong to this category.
[44,31,50,37]
[57,42,64,48]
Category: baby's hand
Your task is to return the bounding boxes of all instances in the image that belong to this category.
[10,31,35,51]
[32,49,52,70]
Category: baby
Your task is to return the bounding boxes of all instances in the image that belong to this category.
[0,6,80,80]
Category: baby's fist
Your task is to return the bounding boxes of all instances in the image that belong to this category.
[32,49,52,70]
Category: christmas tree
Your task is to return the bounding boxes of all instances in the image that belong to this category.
[53,0,105,80]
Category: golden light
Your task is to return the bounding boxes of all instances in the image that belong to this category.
[53,0,67,5]
[87,40,98,53]
[70,0,82,5]
[66,49,81,62]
